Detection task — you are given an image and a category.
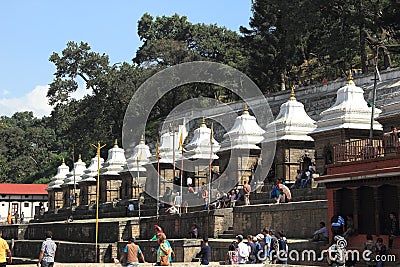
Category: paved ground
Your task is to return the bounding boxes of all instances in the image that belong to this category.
[19,264,320,267]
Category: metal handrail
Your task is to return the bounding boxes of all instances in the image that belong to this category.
[333,135,400,163]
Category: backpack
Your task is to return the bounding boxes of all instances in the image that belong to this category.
[328,244,345,265]
[271,187,280,199]
[365,242,376,264]
[270,236,279,252]
[279,238,288,253]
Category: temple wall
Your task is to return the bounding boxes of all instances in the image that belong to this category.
[233,200,328,239]
[13,240,112,263]
[166,68,400,131]
[140,208,233,239]
[1,219,139,243]
[274,141,315,182]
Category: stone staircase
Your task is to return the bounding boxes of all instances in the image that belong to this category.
[247,187,327,206]
[218,226,234,239]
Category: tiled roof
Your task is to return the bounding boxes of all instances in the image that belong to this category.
[0,184,48,195]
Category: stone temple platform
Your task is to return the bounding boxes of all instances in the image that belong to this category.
[1,198,329,264]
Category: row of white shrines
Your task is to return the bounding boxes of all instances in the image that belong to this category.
[46,73,394,213]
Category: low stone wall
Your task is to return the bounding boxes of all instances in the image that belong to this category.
[250,188,327,205]
[116,238,325,264]
[140,208,233,239]
[1,219,139,243]
[13,240,113,263]
[118,239,203,263]
[0,224,27,240]
[233,200,328,239]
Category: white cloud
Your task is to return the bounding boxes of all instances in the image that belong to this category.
[0,85,91,118]
[1,90,10,96]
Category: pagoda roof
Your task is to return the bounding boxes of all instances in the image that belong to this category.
[80,155,104,183]
[311,75,382,135]
[122,135,152,173]
[264,87,316,142]
[47,159,69,190]
[184,118,220,160]
[149,125,187,164]
[62,155,87,186]
[100,139,126,176]
[219,104,265,151]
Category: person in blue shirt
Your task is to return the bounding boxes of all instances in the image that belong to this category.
[331,215,345,238]
[196,237,211,265]
[262,228,271,261]
[119,237,146,266]
[153,233,173,265]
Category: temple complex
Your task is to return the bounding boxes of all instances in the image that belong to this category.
[310,74,383,175]
[263,86,316,182]
[61,155,86,207]
[78,153,104,206]
[99,139,126,203]
[120,135,151,200]
[46,159,69,210]
[3,68,400,265]
[184,117,220,188]
[218,104,264,188]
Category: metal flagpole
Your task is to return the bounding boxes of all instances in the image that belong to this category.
[137,147,142,219]
[369,45,380,146]
[179,132,184,214]
[172,115,176,177]
[156,139,160,223]
[208,122,213,212]
[72,144,76,206]
[91,141,106,263]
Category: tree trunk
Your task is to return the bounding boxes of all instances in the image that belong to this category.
[359,0,368,74]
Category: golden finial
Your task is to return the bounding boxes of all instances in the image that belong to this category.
[78,154,82,162]
[114,139,119,148]
[289,85,296,100]
[62,158,65,165]
[243,103,249,115]
[140,135,145,144]
[347,70,355,85]
[201,117,206,127]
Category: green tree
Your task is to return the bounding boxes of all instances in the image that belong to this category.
[48,42,151,159]
[0,112,58,183]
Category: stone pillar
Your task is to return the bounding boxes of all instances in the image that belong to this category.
[397,185,400,218]
[333,189,341,215]
[351,188,359,231]
[373,186,381,234]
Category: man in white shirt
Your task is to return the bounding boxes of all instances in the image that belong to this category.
[312,221,329,241]
[236,235,249,264]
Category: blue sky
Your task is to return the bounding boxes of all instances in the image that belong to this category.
[0,1,253,117]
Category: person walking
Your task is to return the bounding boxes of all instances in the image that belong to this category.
[37,231,57,267]
[6,214,11,225]
[196,237,210,265]
[388,212,399,250]
[20,212,24,224]
[157,233,171,266]
[119,237,146,266]
[236,235,249,264]
[243,181,251,206]
[0,230,12,266]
